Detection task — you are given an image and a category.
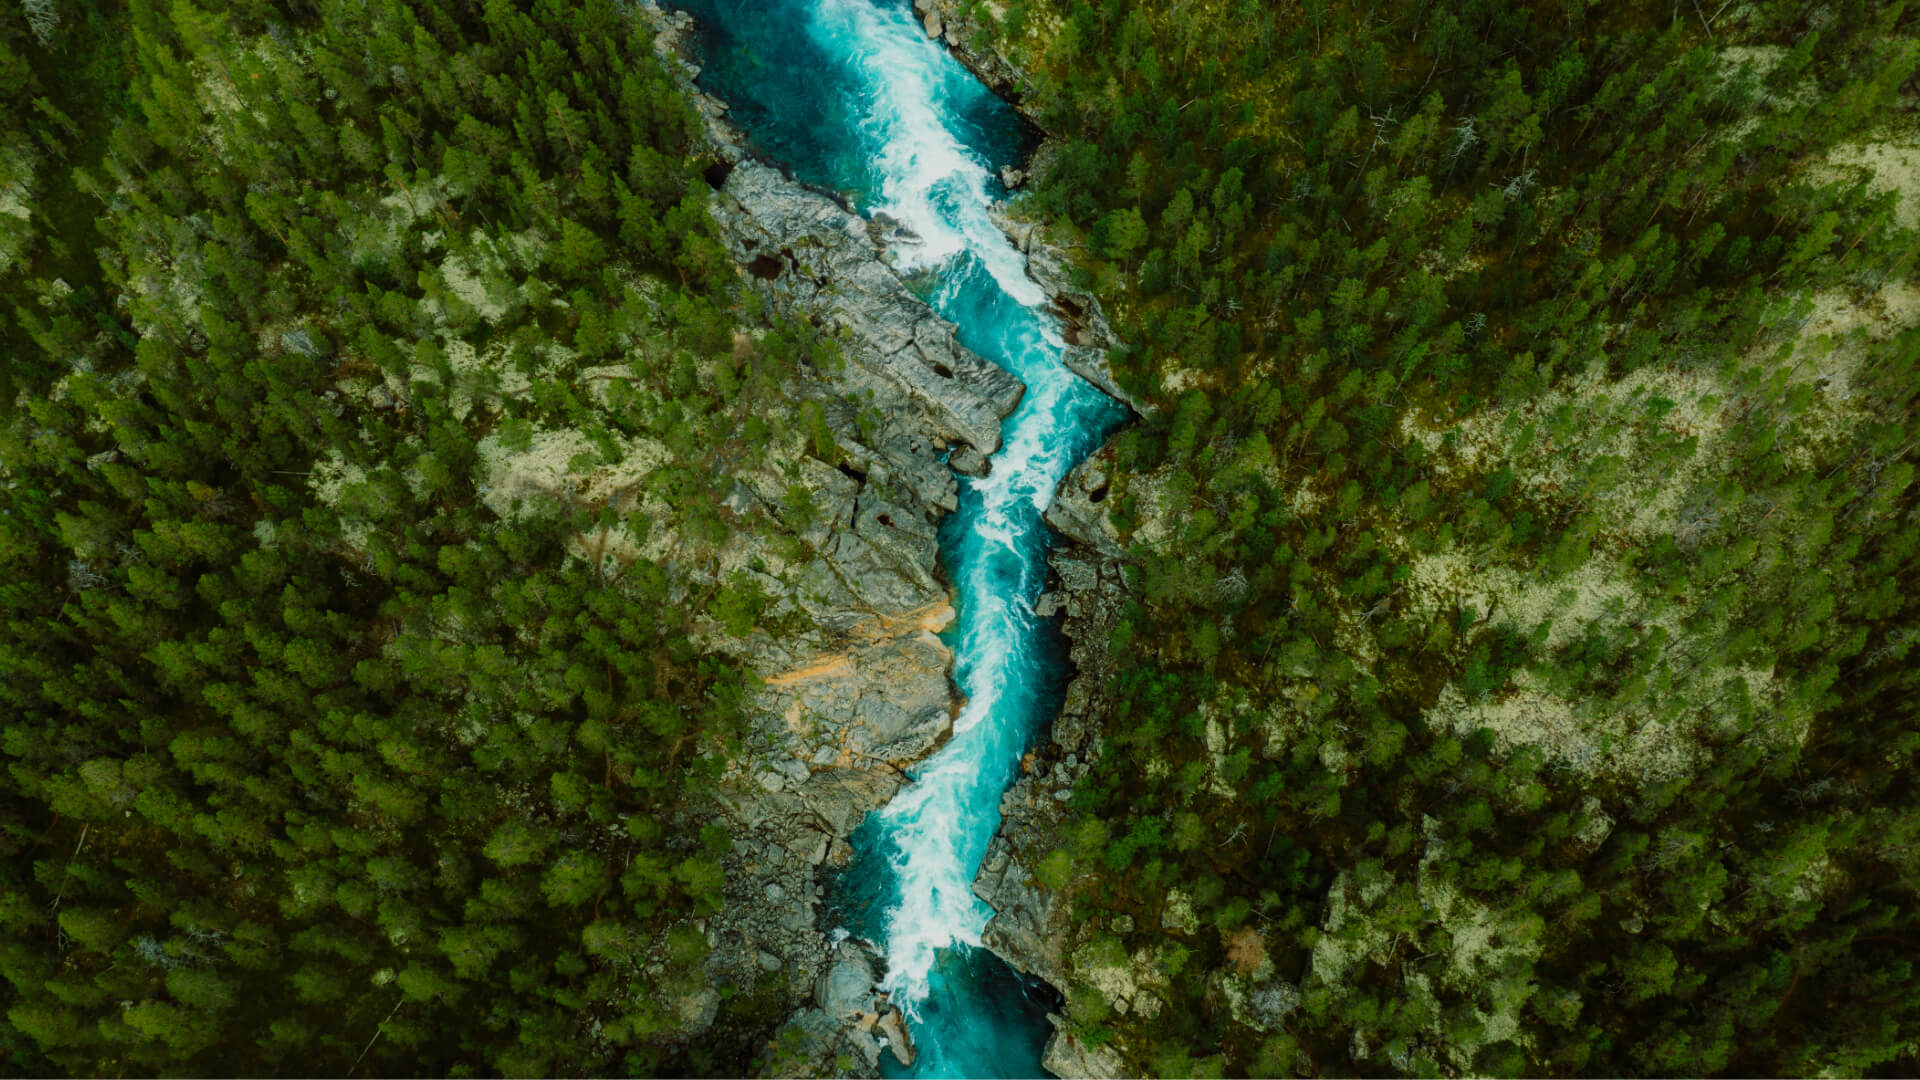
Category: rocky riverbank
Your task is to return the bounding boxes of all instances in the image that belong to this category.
[908,0,1034,122]
[692,152,1020,1073]
[637,3,1149,1074]
[634,4,1039,1073]
[963,442,1139,1080]
[898,6,1162,1075]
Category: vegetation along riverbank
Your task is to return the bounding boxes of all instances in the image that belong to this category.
[3,0,1919,1075]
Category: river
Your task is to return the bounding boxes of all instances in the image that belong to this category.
[668,1,1128,1074]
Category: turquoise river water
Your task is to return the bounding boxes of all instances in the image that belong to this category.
[670,1,1128,1074]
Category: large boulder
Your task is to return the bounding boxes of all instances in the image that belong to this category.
[876,1007,916,1067]
[974,834,1075,992]
[712,161,1025,456]
[814,944,878,1018]
[1043,449,1129,561]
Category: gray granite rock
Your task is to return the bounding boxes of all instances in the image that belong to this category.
[815,944,877,1018]
[949,445,988,476]
[627,8,1139,1077]
[876,1007,916,1067]
[974,832,1074,992]
[1044,455,1130,560]
[712,161,1024,455]
[1042,1026,1130,1079]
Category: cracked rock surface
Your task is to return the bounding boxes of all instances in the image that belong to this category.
[712,160,1026,455]
[633,5,1041,1075]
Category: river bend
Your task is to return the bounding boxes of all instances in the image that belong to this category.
[671,2,1127,1073]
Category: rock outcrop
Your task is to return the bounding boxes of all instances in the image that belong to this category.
[970,442,1142,1076]
[762,942,922,1075]
[636,4,1147,1075]
[631,4,1024,1075]
[1041,453,1129,562]
[1042,1028,1130,1079]
[910,0,1030,113]
[712,161,1026,455]
[989,203,1148,416]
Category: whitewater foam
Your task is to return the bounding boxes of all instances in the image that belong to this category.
[661,0,1126,1068]
[672,1,1127,1065]
[808,0,1046,308]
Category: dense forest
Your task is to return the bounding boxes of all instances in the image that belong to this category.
[958,0,1920,1074]
[5,0,1920,1075]
[0,0,849,1072]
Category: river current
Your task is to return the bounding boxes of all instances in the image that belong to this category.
[669,1,1127,1073]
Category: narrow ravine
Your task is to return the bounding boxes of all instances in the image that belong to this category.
[670,1,1128,1074]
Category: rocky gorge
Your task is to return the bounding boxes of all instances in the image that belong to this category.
[898,6,1163,1074]
[630,3,1143,1074]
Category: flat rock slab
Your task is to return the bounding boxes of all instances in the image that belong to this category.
[713,161,1025,455]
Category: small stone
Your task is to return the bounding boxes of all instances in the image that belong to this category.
[756,771,786,794]
[811,745,839,766]
[999,166,1026,189]
[921,8,943,38]
[675,987,721,1029]
[1053,788,1073,801]
[758,950,782,972]
[777,758,812,784]
[723,482,757,515]
[1162,888,1200,934]
[766,883,787,903]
